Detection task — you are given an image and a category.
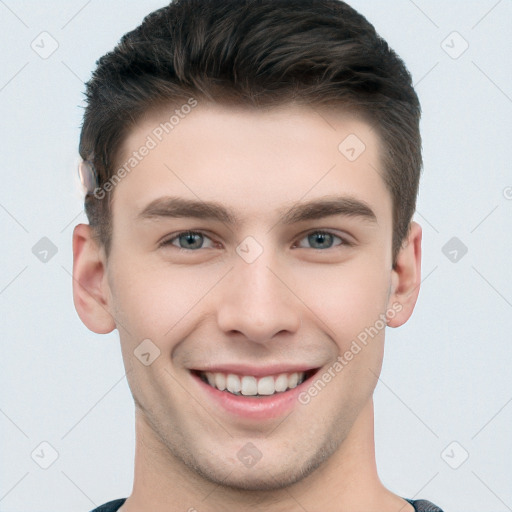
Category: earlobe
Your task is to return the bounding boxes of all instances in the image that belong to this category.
[72,223,116,334]
[386,221,422,328]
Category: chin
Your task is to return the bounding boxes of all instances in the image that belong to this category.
[196,465,309,492]
[186,441,337,493]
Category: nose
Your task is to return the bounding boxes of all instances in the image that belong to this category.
[216,249,302,344]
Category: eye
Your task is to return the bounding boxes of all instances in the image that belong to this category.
[159,229,352,252]
[294,230,350,250]
[160,231,217,251]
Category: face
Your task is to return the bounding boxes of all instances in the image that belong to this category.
[79,101,413,491]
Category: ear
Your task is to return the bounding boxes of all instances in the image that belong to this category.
[386,221,422,328]
[72,223,116,334]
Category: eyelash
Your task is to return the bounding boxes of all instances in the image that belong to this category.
[159,230,353,252]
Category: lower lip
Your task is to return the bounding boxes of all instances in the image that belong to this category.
[190,371,317,420]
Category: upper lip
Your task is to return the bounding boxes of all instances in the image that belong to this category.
[190,364,320,377]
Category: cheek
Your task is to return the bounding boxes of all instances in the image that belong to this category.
[108,259,221,346]
[295,255,391,344]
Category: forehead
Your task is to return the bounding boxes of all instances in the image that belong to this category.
[112,102,392,228]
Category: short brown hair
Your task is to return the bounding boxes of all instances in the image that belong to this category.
[79,0,422,263]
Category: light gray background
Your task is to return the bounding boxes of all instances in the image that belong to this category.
[1,1,511,511]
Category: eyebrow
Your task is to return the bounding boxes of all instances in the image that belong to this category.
[137,195,377,226]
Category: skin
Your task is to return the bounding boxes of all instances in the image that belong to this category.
[73,101,422,512]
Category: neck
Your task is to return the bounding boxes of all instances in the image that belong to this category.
[120,399,411,512]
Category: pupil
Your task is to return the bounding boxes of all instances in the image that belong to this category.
[181,232,202,249]
[309,232,332,249]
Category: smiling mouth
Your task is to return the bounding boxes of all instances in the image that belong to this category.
[192,369,318,397]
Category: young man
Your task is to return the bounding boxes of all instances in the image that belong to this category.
[73,0,443,510]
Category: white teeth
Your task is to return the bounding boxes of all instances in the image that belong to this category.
[241,376,258,395]
[257,376,275,395]
[226,373,241,394]
[215,372,226,391]
[200,371,308,396]
[288,372,299,389]
[206,372,215,387]
[274,374,289,392]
